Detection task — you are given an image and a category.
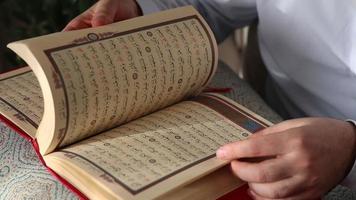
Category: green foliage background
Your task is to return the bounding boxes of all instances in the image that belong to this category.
[0,0,96,72]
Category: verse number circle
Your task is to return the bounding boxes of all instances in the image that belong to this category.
[87,33,99,41]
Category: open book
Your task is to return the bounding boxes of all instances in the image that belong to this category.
[0,6,271,200]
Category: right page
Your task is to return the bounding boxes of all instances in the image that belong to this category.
[7,6,218,154]
[44,93,272,200]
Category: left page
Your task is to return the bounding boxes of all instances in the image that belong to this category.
[0,67,43,137]
[7,6,218,155]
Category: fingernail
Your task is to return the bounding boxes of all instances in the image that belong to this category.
[216,147,227,159]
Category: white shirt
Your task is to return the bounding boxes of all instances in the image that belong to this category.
[137,0,356,187]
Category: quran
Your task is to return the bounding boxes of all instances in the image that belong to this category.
[0,6,271,200]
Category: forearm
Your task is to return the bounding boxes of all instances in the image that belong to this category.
[136,0,258,43]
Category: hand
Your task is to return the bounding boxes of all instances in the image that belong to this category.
[63,0,141,31]
[216,118,356,200]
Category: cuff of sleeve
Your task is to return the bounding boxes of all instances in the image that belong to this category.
[347,119,356,127]
[136,0,161,15]
[341,119,356,189]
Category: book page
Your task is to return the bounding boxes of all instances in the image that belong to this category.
[44,94,272,200]
[7,6,218,154]
[0,67,43,137]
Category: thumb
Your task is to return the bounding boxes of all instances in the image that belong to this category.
[92,0,116,27]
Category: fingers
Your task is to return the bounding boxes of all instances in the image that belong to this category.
[64,0,140,31]
[248,175,306,199]
[217,132,292,160]
[223,118,339,200]
[63,16,91,31]
[230,156,293,183]
[63,7,95,31]
[92,0,118,27]
[64,0,117,31]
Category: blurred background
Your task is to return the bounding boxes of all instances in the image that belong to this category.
[0,0,95,73]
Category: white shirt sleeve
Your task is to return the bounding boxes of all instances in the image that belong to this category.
[136,0,161,14]
[341,120,356,189]
[135,0,258,42]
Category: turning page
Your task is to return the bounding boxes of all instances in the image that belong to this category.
[7,6,218,154]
